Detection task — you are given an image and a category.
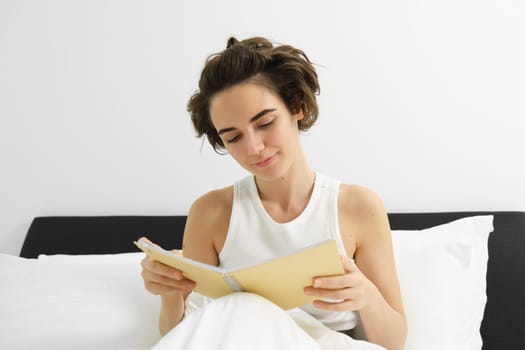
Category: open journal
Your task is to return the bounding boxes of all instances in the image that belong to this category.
[134,239,345,310]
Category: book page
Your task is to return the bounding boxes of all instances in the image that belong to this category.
[229,240,345,310]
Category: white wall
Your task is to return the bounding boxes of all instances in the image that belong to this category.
[1,0,524,255]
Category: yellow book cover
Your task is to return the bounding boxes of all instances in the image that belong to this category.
[134,239,345,310]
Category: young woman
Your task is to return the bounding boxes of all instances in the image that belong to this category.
[140,37,407,350]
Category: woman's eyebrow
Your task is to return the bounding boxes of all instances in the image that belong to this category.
[217,108,276,135]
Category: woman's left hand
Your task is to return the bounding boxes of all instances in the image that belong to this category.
[304,255,378,311]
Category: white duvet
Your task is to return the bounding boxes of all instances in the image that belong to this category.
[153,292,384,350]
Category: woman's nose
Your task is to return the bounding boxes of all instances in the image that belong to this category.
[245,133,264,156]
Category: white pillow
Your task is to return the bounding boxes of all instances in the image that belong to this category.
[392,215,494,350]
[0,252,160,350]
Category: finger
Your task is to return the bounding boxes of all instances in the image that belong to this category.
[312,272,366,291]
[141,256,184,280]
[145,281,193,295]
[145,282,175,295]
[138,237,182,259]
[138,236,155,245]
[312,299,358,311]
[312,274,350,289]
[142,268,196,290]
[341,255,359,273]
[311,256,358,288]
[141,258,197,288]
[305,284,362,300]
[305,286,351,300]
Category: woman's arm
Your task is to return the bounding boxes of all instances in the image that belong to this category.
[140,246,194,336]
[305,185,407,350]
[144,188,231,336]
[351,187,406,349]
[158,291,188,336]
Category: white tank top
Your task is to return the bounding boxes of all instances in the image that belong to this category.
[219,172,358,331]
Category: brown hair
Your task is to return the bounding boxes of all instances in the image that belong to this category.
[187,36,320,153]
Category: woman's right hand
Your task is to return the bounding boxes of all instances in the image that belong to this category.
[139,237,196,295]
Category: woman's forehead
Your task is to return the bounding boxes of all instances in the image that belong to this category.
[209,83,283,124]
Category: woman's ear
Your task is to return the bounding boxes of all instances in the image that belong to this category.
[294,105,305,121]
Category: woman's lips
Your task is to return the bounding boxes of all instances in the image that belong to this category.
[255,154,276,167]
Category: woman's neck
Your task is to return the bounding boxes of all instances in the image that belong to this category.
[254,162,316,222]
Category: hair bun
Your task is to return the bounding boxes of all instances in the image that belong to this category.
[226,36,273,50]
[226,37,239,49]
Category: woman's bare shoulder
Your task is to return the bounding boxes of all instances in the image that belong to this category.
[186,185,234,234]
[338,183,386,217]
[190,186,234,215]
[338,183,390,241]
[183,186,234,262]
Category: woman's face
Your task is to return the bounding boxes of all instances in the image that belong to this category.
[209,82,304,180]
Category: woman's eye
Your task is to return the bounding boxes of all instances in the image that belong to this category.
[226,135,241,143]
[259,121,273,129]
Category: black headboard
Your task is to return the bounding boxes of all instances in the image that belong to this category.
[20,215,187,258]
[19,211,525,350]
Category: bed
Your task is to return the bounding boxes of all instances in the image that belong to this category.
[1,211,524,349]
